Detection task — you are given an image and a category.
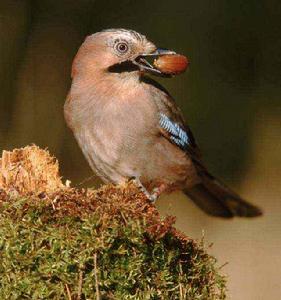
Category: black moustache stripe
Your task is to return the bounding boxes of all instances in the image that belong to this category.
[108,61,140,73]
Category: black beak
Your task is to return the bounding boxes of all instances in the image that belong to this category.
[133,48,176,77]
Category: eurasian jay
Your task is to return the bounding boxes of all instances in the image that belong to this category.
[64,28,262,218]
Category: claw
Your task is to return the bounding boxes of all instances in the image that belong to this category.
[129,177,159,203]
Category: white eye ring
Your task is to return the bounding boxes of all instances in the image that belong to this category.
[115,42,129,54]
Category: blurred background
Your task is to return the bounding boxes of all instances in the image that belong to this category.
[0,0,280,298]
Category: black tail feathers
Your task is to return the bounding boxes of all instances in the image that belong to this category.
[184,173,262,218]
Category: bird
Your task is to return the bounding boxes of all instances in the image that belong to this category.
[64,28,262,218]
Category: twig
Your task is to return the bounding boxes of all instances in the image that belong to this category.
[65,283,72,300]
[179,262,186,300]
[94,253,100,300]
[77,174,98,186]
[120,211,128,225]
[77,269,83,300]
[51,195,59,211]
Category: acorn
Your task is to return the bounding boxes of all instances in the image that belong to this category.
[153,54,189,75]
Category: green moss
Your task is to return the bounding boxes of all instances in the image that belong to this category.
[0,184,226,299]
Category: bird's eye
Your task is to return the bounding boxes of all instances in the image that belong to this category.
[115,42,129,54]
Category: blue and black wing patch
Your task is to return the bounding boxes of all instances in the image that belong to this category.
[159,113,201,158]
[159,113,190,150]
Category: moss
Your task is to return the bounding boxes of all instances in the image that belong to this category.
[0,146,226,299]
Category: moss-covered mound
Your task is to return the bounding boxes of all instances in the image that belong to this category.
[0,146,226,299]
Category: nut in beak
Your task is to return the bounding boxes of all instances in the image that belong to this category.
[134,48,189,76]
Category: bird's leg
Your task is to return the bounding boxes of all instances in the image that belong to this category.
[128,177,158,203]
[150,184,168,202]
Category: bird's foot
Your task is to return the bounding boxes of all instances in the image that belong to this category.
[128,177,159,203]
[149,184,167,203]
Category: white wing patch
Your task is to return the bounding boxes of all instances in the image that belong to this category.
[159,113,190,149]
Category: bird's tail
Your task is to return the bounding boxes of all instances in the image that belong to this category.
[184,170,262,218]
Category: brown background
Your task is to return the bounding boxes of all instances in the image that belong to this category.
[0,1,280,298]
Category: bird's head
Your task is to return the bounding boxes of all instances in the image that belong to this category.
[72,28,178,79]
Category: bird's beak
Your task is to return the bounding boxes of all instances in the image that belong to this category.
[133,48,176,77]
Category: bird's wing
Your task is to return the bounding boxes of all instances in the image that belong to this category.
[159,112,199,153]
[158,112,200,158]
[142,76,201,160]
